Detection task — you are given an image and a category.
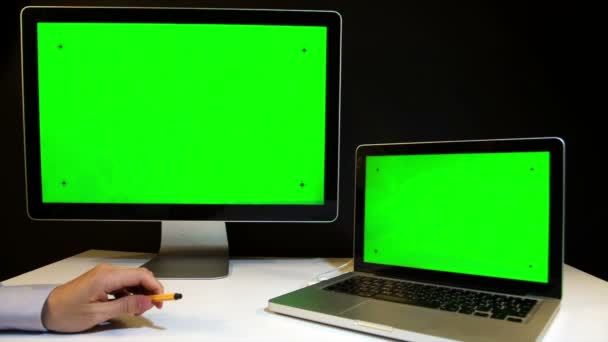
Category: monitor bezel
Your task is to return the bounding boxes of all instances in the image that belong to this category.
[354,137,564,298]
[21,6,341,222]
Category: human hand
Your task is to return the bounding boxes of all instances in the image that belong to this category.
[42,263,164,332]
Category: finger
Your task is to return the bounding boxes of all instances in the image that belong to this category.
[100,268,164,295]
[116,286,164,309]
[124,285,160,295]
[110,289,131,299]
[93,295,154,323]
[122,286,163,309]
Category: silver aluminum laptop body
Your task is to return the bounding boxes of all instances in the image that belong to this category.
[268,137,564,342]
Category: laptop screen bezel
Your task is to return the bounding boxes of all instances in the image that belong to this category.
[353,137,564,299]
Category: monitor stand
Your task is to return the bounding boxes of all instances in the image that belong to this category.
[141,221,229,279]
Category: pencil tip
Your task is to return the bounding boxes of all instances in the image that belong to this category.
[174,293,183,300]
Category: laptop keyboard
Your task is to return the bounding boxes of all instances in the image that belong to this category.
[324,276,537,323]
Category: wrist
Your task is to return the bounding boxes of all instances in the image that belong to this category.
[41,286,60,331]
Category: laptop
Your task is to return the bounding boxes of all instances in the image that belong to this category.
[268,137,564,342]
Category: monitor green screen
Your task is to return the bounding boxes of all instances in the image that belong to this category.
[363,152,550,283]
[36,22,327,204]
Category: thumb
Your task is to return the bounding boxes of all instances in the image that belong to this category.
[94,295,153,323]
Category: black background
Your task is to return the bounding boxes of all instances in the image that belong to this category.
[1,1,606,282]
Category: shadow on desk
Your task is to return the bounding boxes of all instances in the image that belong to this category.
[89,315,166,333]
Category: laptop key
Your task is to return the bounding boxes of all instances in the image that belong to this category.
[476,305,492,312]
[459,307,475,314]
[374,294,441,309]
[491,312,507,320]
[440,304,460,312]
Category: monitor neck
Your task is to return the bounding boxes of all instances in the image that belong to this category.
[141,221,229,279]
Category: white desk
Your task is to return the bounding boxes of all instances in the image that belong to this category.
[1,250,607,341]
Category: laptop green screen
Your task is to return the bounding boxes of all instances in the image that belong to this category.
[363,151,550,283]
[36,22,327,204]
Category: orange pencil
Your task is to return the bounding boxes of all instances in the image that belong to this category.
[148,293,183,302]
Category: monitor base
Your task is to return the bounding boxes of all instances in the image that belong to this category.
[142,221,229,279]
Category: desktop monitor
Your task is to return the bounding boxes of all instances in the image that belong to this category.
[20,6,341,278]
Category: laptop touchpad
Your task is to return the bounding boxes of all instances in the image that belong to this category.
[341,300,444,331]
